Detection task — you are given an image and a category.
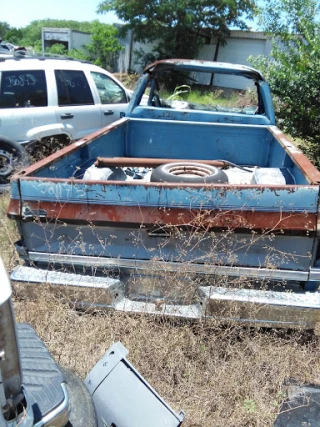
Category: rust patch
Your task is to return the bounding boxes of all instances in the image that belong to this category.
[95,157,228,169]
[7,198,21,218]
[15,200,317,233]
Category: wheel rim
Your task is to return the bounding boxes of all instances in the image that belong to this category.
[166,164,217,178]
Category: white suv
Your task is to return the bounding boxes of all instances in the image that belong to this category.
[0,55,130,191]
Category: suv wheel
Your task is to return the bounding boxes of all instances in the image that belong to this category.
[0,137,31,193]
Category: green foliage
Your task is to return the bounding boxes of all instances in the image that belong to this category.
[85,21,123,70]
[97,0,256,61]
[250,0,320,166]
[37,42,87,61]
[45,43,68,56]
[67,48,88,61]
[167,85,191,101]
[3,28,24,45]
[0,21,10,39]
[243,398,257,413]
[19,19,94,48]
[1,19,122,71]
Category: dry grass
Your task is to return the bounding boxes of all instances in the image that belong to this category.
[1,193,320,426]
[0,193,20,269]
[113,72,140,90]
[13,290,320,427]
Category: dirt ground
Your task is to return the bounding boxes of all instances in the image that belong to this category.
[1,194,320,426]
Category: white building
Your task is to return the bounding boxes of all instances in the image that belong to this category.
[117,30,272,79]
[41,26,272,89]
[41,28,91,53]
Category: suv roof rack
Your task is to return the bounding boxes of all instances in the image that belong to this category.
[0,50,92,64]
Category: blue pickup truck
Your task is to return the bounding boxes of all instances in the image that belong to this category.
[7,59,320,328]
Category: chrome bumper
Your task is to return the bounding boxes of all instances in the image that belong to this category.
[11,264,320,329]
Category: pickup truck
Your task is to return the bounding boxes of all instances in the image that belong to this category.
[7,59,320,328]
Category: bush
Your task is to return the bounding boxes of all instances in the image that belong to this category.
[250,0,320,166]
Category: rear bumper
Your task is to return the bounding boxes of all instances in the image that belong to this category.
[11,261,320,329]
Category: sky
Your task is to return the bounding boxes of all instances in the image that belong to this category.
[1,0,262,32]
[1,0,122,29]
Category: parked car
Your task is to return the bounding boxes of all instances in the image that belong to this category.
[0,55,131,192]
[0,41,26,51]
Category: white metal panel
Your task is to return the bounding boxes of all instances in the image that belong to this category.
[70,32,91,50]
[42,28,69,39]
[214,38,267,89]
[217,38,268,64]
[115,30,273,76]
[194,44,217,84]
[131,40,158,73]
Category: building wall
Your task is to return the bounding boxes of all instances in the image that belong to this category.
[41,27,272,89]
[207,33,272,89]
[117,30,158,73]
[117,30,272,87]
[41,28,91,53]
[69,31,91,51]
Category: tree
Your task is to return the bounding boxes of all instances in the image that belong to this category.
[85,21,123,70]
[3,28,24,45]
[250,0,320,165]
[97,0,256,62]
[14,19,121,71]
[0,21,10,39]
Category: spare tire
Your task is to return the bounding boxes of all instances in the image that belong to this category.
[0,136,31,194]
[151,162,229,184]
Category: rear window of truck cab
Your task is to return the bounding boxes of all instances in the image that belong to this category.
[144,69,260,115]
